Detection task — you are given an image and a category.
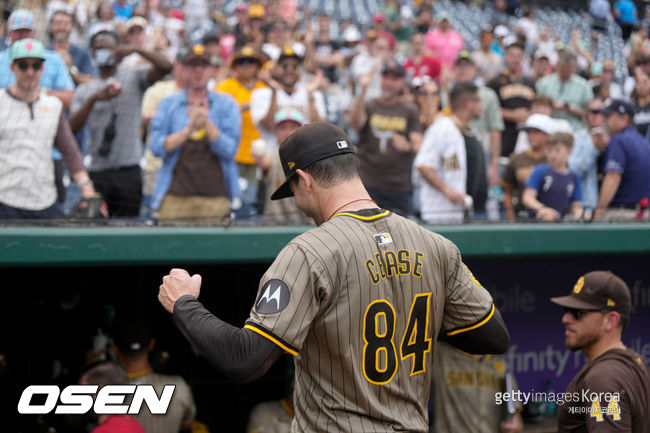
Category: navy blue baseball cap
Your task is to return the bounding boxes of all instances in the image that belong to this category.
[381,60,405,77]
[598,99,635,117]
[271,122,356,200]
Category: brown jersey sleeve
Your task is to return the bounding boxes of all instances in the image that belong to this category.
[441,243,494,334]
[245,242,333,355]
[581,362,633,431]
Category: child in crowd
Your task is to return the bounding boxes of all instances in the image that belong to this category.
[522,132,583,221]
[500,113,553,221]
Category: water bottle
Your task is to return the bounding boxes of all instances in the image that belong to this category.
[487,186,502,221]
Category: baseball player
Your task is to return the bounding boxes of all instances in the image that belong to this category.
[430,341,523,433]
[158,122,510,432]
[551,271,650,433]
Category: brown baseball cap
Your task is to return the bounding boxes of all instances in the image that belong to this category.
[182,44,211,64]
[270,122,356,200]
[550,271,631,315]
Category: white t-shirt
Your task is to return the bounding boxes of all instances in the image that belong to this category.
[350,48,382,101]
[414,115,467,224]
[0,89,62,210]
[250,84,326,150]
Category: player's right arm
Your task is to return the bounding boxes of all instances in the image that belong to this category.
[441,243,510,354]
[159,269,284,383]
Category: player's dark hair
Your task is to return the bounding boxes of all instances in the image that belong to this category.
[302,153,360,189]
[450,82,478,112]
[113,320,152,360]
[82,361,130,386]
[618,313,629,332]
[90,30,119,48]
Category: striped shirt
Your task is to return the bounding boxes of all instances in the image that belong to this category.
[245,208,495,432]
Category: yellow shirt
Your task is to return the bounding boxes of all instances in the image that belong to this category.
[217,78,267,165]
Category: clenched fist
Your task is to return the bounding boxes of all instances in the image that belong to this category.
[158,268,202,313]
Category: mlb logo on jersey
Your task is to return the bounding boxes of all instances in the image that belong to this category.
[373,233,393,246]
[336,140,349,149]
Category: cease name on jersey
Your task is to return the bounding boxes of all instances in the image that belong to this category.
[365,249,424,285]
[17,384,175,415]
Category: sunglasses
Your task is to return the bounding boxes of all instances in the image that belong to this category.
[417,90,440,96]
[235,58,259,66]
[17,60,43,71]
[185,61,209,69]
[563,307,609,320]
[588,109,602,114]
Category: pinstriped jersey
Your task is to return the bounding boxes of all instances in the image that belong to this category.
[245,209,494,433]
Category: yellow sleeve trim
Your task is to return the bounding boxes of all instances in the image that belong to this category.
[280,398,295,418]
[446,304,495,336]
[244,324,298,356]
[333,210,391,221]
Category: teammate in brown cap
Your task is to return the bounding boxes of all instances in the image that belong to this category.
[551,271,650,433]
[158,122,511,432]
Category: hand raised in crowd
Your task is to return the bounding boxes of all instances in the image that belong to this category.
[307,69,325,94]
[359,66,378,90]
[259,68,283,91]
[439,65,454,91]
[114,44,139,60]
[391,132,412,152]
[93,83,122,101]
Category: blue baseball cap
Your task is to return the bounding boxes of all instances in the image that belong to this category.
[8,9,35,31]
[274,108,305,126]
[11,38,46,61]
[598,99,635,117]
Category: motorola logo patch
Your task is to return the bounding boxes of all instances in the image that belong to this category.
[255,279,290,314]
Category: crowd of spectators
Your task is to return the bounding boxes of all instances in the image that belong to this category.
[0,0,649,225]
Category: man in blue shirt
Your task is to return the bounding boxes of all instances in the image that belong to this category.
[48,10,94,85]
[112,0,134,20]
[150,44,242,222]
[590,0,611,32]
[595,99,650,221]
[0,9,76,209]
[614,0,638,40]
[0,9,74,107]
